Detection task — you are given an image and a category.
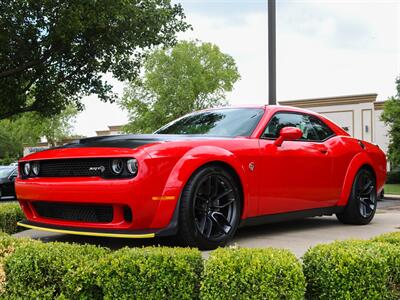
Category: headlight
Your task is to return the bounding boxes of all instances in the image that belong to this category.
[32,162,40,176]
[111,159,124,175]
[23,163,31,176]
[127,159,138,175]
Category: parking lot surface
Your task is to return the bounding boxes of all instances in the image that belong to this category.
[12,199,400,257]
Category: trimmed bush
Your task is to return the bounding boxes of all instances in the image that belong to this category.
[0,233,33,294]
[97,247,203,300]
[387,171,400,184]
[4,243,202,299]
[201,247,306,300]
[4,241,109,299]
[0,203,25,234]
[373,231,400,246]
[303,240,398,300]
[372,232,400,294]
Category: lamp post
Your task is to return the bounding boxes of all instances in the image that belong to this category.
[268,0,277,105]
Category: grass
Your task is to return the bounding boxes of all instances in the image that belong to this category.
[385,184,400,195]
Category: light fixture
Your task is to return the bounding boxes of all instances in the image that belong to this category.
[127,159,138,175]
[23,163,31,176]
[111,159,124,175]
[32,162,40,176]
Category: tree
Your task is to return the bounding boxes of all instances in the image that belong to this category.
[0,0,189,120]
[381,76,400,167]
[120,41,240,133]
[0,106,78,164]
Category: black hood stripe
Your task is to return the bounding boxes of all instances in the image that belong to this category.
[60,134,232,149]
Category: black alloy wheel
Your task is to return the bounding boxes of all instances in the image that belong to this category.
[357,171,377,218]
[336,168,377,225]
[178,166,241,250]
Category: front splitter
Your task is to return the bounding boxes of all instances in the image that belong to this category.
[17,220,156,239]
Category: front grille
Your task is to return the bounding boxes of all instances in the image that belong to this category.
[22,158,134,178]
[32,202,113,223]
[39,158,112,177]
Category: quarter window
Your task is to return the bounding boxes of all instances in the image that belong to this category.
[308,116,335,141]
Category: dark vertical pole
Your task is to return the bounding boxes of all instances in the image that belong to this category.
[268,0,277,105]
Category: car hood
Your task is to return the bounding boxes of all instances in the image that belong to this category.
[59,134,232,149]
[19,134,235,161]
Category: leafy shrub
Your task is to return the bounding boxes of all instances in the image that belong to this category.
[97,247,203,300]
[386,170,400,184]
[201,247,306,300]
[373,231,400,246]
[372,232,400,293]
[0,203,25,234]
[4,241,109,299]
[0,233,33,294]
[303,240,397,299]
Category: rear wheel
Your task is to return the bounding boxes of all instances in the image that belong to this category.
[177,165,241,250]
[336,168,377,225]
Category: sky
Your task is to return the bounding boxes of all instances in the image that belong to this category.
[74,0,400,136]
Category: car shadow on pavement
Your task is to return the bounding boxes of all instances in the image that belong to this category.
[15,216,340,250]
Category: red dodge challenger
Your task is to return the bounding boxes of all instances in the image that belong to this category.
[16,105,386,249]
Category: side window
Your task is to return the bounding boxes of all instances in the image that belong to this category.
[262,113,319,141]
[308,116,335,141]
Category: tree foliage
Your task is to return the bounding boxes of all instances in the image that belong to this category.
[0,107,77,164]
[381,77,400,167]
[0,0,189,120]
[120,41,240,133]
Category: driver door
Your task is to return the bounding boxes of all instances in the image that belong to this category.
[257,112,336,215]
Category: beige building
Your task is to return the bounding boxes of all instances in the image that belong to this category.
[95,125,124,136]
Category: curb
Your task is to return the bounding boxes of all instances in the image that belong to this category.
[384,194,400,200]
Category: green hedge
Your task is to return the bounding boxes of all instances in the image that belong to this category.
[97,247,203,300]
[4,241,108,299]
[0,233,33,294]
[3,243,202,300]
[0,203,25,234]
[373,231,400,246]
[201,247,306,300]
[0,229,399,299]
[387,171,400,184]
[372,232,400,292]
[303,240,399,300]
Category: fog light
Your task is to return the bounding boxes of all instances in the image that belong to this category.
[23,163,31,176]
[32,162,40,176]
[111,159,124,175]
[127,159,138,175]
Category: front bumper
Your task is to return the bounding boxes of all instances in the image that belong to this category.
[16,176,181,234]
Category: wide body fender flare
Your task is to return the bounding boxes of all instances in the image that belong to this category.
[150,146,249,230]
[337,152,374,207]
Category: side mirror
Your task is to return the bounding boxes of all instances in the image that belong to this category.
[274,127,303,147]
[8,174,17,182]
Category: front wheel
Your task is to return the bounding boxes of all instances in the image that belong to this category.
[177,166,242,250]
[336,168,377,225]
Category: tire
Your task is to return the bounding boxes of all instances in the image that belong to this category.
[177,165,242,250]
[379,189,385,201]
[336,168,377,225]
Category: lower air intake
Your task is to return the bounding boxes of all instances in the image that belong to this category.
[32,202,113,223]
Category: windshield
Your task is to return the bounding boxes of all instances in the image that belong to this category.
[155,108,264,137]
[0,167,14,178]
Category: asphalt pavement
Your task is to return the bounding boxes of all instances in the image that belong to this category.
[11,198,400,257]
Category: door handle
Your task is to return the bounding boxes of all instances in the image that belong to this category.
[315,145,328,154]
[319,148,328,154]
